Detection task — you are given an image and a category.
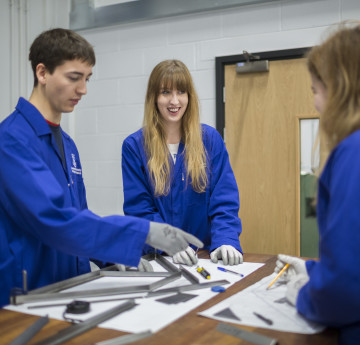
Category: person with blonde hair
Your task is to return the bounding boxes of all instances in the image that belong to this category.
[122,59,242,266]
[274,23,360,344]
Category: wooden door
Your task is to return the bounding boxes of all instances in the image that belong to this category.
[225,58,316,255]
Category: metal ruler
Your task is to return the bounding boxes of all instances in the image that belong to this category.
[32,299,137,345]
[147,279,229,297]
[94,330,152,345]
[8,315,49,345]
[216,323,278,345]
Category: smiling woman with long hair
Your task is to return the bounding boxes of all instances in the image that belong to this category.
[122,59,243,266]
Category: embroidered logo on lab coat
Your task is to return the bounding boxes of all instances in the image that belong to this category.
[71,153,82,175]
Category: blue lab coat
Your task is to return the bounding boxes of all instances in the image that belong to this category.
[122,124,242,254]
[297,129,360,344]
[0,98,149,307]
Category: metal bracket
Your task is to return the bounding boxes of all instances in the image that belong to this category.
[236,50,269,74]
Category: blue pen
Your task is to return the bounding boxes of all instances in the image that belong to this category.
[217,267,244,277]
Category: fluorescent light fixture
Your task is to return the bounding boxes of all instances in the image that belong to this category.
[92,0,139,8]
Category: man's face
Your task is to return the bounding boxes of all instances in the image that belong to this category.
[44,59,93,116]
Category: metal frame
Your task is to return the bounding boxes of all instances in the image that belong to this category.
[11,254,229,305]
[11,255,179,305]
[13,271,182,305]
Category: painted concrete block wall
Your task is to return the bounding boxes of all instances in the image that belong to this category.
[0,0,71,125]
[74,0,360,217]
[0,1,11,120]
[2,1,357,217]
[74,0,359,216]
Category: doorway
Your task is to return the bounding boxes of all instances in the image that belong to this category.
[215,49,320,256]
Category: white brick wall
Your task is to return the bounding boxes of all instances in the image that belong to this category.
[70,0,360,216]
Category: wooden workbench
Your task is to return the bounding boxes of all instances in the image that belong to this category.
[0,253,338,344]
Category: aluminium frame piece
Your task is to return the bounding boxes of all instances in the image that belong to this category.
[143,253,200,284]
[216,323,278,345]
[94,330,153,345]
[142,253,179,272]
[12,271,182,305]
[11,254,228,305]
[8,315,49,345]
[32,300,137,345]
[23,263,172,295]
[11,256,182,305]
[143,254,230,297]
[147,279,230,297]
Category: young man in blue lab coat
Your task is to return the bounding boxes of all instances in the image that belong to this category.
[0,28,202,307]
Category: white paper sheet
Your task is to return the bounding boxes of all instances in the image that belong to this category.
[5,259,263,333]
[199,272,325,334]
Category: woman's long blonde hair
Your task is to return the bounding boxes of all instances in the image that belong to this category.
[143,60,208,196]
[307,22,360,151]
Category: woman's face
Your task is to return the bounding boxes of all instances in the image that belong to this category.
[311,74,327,114]
[157,87,188,127]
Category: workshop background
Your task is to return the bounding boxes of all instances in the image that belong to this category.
[0,0,359,219]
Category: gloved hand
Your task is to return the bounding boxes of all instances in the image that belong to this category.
[115,258,153,272]
[210,245,243,265]
[275,254,307,282]
[137,258,153,272]
[146,222,203,256]
[285,274,309,306]
[89,261,100,271]
[172,246,198,266]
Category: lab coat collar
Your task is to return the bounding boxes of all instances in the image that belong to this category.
[16,97,52,137]
[16,97,71,174]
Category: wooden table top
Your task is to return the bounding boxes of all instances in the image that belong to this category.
[0,253,338,345]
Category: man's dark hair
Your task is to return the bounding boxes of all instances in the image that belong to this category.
[29,28,96,87]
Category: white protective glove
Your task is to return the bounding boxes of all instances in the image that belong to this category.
[137,258,153,272]
[172,246,198,266]
[275,254,308,282]
[146,222,203,256]
[286,274,309,306]
[89,261,100,271]
[210,245,243,265]
[115,258,153,272]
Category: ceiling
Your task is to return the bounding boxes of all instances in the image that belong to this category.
[70,0,294,31]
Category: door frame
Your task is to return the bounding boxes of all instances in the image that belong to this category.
[215,47,311,139]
